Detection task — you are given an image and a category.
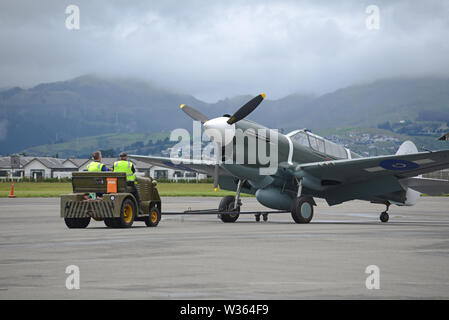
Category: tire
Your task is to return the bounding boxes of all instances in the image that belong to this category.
[118,198,135,228]
[380,212,389,223]
[145,207,161,227]
[64,217,91,229]
[104,218,119,228]
[291,197,314,224]
[219,196,240,223]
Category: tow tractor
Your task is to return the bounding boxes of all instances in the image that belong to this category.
[60,172,161,228]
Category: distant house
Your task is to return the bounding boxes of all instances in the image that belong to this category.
[23,157,76,179]
[0,156,34,180]
[0,156,207,181]
[62,158,90,169]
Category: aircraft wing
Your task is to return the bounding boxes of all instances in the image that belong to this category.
[401,177,449,195]
[129,155,229,177]
[293,149,449,185]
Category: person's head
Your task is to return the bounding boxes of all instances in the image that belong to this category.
[119,152,128,161]
[92,150,102,162]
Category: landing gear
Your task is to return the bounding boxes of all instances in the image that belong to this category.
[380,202,390,223]
[218,179,245,223]
[291,196,314,224]
[255,214,260,222]
[218,196,240,223]
[263,214,268,222]
[380,211,389,223]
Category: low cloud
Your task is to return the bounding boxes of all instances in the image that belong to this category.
[0,0,448,101]
[0,119,8,140]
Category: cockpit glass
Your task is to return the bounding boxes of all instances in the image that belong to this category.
[291,130,348,159]
[309,135,325,153]
[291,132,309,147]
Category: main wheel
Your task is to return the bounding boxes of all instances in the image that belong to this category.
[291,197,314,224]
[380,212,389,223]
[64,217,91,229]
[118,198,135,228]
[145,207,161,227]
[219,196,240,223]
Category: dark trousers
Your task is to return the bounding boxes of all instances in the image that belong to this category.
[127,182,141,212]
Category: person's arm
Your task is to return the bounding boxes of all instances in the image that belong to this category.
[101,165,111,172]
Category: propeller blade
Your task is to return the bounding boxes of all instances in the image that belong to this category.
[227,93,265,125]
[180,104,209,123]
[213,164,219,192]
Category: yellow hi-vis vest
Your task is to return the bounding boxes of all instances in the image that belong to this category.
[113,160,136,183]
[87,161,104,172]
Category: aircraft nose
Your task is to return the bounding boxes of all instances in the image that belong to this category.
[203,117,235,145]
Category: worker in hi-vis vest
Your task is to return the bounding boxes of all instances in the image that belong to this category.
[113,152,141,211]
[87,150,111,197]
[87,150,111,172]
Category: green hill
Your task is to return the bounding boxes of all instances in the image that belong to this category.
[2,75,449,156]
[21,132,172,158]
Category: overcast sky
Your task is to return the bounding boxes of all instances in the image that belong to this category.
[0,0,448,101]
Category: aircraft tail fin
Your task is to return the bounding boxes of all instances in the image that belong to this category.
[396,140,418,155]
[396,141,420,205]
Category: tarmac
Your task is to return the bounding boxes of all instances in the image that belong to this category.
[1,196,449,299]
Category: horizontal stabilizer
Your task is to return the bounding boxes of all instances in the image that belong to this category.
[402,177,449,195]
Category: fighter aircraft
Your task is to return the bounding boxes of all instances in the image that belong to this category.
[131,94,449,223]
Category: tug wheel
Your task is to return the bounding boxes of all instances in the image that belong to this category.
[64,217,91,229]
[145,207,161,227]
[118,198,135,228]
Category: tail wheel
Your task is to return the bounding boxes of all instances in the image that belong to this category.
[291,197,314,224]
[119,198,135,228]
[380,212,389,223]
[64,217,91,229]
[145,207,161,227]
[219,196,240,223]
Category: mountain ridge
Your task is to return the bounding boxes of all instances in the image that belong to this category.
[1,75,448,155]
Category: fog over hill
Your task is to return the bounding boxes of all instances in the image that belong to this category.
[1,75,449,155]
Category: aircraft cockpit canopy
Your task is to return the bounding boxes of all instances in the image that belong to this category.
[289,130,349,159]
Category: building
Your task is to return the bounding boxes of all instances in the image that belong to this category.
[0,156,34,180]
[23,157,77,179]
[0,156,207,181]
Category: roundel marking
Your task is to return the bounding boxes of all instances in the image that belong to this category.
[379,159,419,171]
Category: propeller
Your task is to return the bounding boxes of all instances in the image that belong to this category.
[227,93,265,124]
[179,94,266,191]
[180,104,209,123]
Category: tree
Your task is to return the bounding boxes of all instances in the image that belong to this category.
[100,149,115,157]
